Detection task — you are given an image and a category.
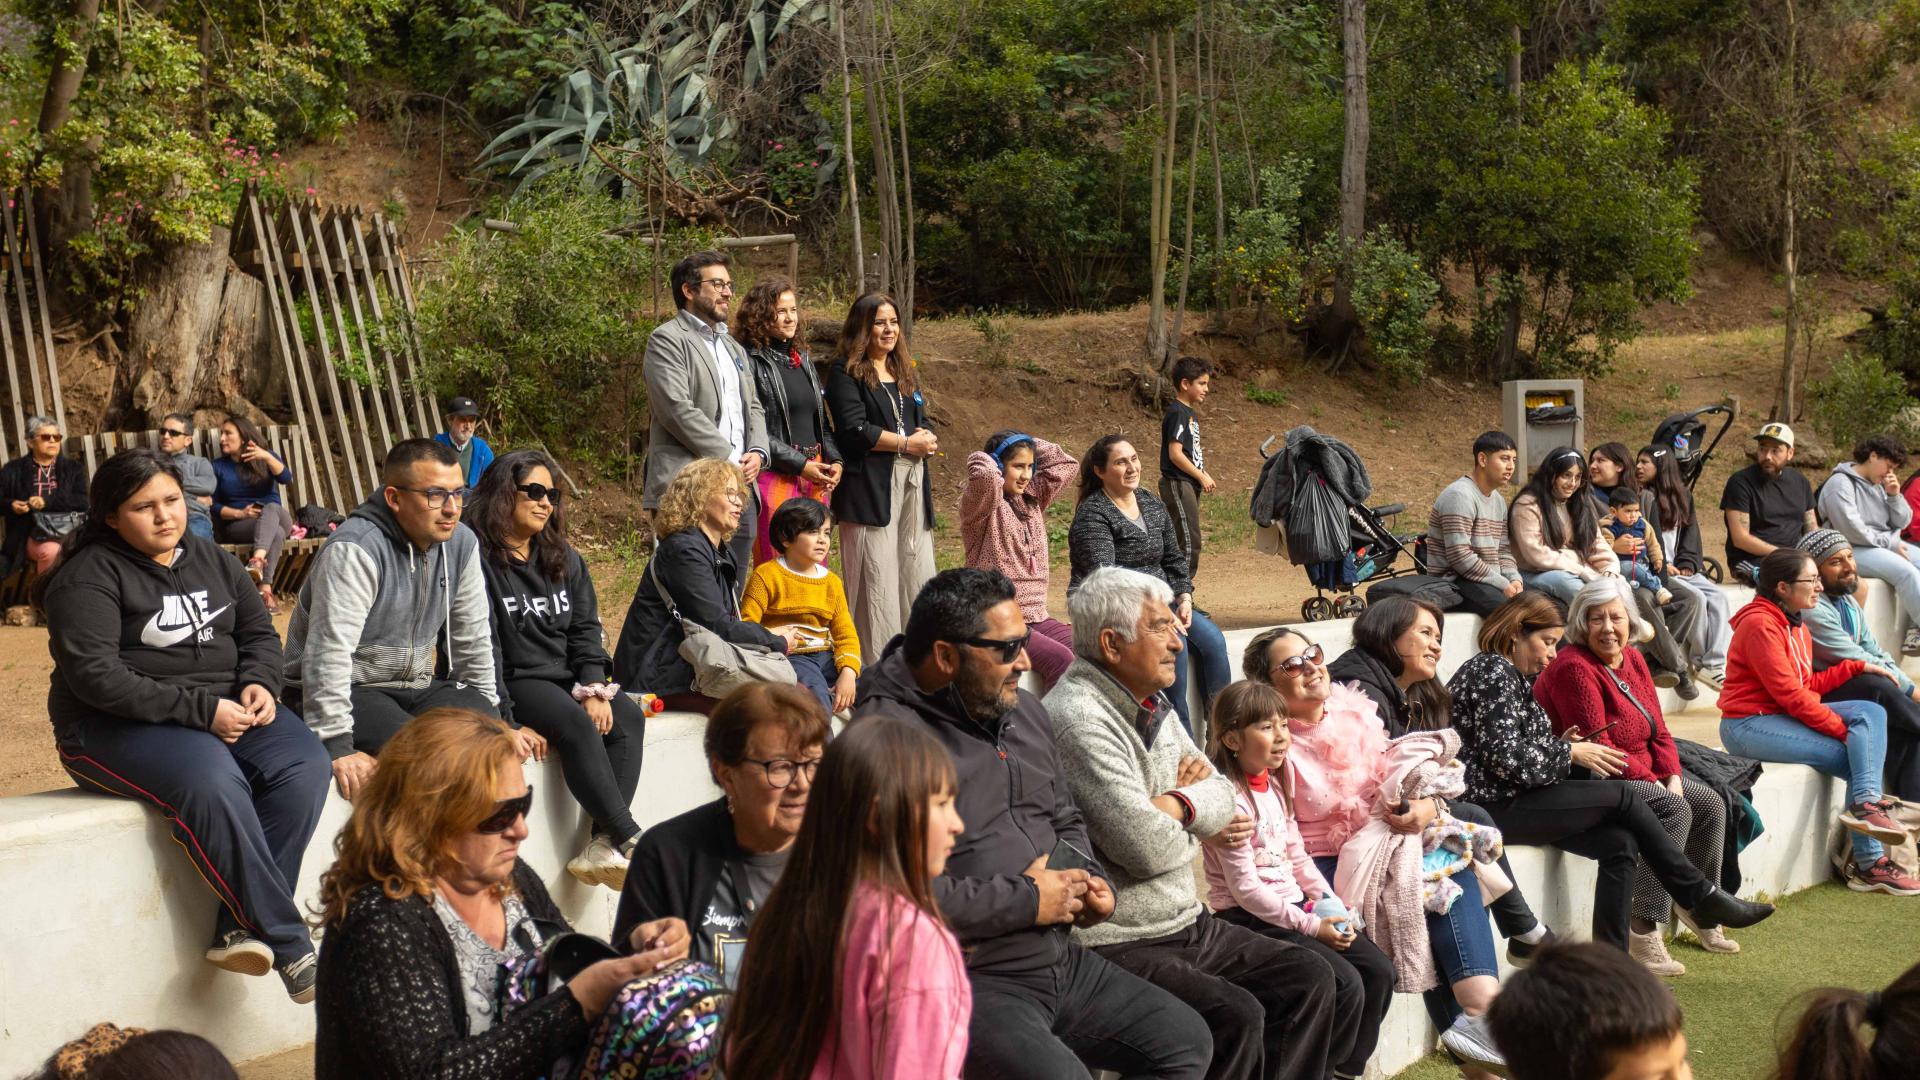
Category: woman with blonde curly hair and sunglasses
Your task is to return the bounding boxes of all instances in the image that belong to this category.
[313,707,692,1080]
[612,458,801,714]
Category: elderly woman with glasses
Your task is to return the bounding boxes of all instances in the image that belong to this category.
[2,414,88,578]
[614,682,828,989]
[314,708,691,1080]
[468,449,648,891]
[613,458,801,716]
[1717,547,1920,895]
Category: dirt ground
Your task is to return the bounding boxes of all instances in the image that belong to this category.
[0,248,1874,800]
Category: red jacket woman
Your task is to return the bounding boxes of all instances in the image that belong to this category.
[1717,595,1863,741]
[1534,643,1680,784]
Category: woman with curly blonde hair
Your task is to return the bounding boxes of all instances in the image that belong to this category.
[313,708,691,1080]
[613,459,800,714]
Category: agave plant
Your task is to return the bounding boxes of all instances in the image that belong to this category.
[481,0,828,193]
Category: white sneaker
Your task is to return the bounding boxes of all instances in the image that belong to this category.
[1694,666,1726,691]
[1630,928,1687,976]
[206,930,275,976]
[1906,628,1920,657]
[1439,1013,1510,1077]
[1673,906,1740,950]
[567,834,631,889]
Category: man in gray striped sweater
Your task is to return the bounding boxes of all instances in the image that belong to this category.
[1046,566,1348,1080]
[1424,430,1525,617]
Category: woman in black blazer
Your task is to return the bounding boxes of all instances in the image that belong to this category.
[823,292,937,663]
[612,458,798,714]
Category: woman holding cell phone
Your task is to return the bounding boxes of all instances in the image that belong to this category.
[212,414,295,612]
[1447,587,1772,969]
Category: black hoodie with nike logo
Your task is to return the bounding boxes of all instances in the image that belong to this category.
[45,533,282,746]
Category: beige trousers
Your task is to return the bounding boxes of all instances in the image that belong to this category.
[841,456,936,665]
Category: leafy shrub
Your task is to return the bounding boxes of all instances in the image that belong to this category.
[1331,230,1440,382]
[1810,352,1920,449]
[1212,160,1314,325]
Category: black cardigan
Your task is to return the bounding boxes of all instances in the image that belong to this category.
[314,860,592,1080]
[612,796,745,956]
[746,343,841,476]
[823,360,934,529]
[1066,488,1192,599]
[611,527,786,696]
[0,453,87,574]
[1326,646,1414,737]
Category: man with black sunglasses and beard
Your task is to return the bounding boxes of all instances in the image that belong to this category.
[854,567,1212,1080]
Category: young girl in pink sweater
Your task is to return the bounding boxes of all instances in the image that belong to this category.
[1203,680,1396,1080]
[727,714,971,1080]
[959,431,1079,687]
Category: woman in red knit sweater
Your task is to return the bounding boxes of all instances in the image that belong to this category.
[1534,580,1735,975]
[1717,548,1920,896]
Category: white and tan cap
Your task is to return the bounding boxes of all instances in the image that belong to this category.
[1754,421,1795,449]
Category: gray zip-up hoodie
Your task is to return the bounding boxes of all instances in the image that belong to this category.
[1819,461,1913,553]
[1045,658,1235,948]
[285,494,496,758]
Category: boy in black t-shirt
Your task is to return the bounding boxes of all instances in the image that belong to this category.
[1721,421,1817,582]
[1160,355,1216,578]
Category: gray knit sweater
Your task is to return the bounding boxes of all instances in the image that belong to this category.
[1044,659,1235,948]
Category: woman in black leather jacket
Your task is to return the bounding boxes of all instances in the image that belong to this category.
[736,276,841,565]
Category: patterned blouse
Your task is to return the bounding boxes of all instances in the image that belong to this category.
[431,889,544,1035]
[1445,651,1573,803]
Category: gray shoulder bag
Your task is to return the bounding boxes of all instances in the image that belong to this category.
[648,557,796,697]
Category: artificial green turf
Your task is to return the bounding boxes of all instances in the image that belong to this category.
[1390,882,1920,1078]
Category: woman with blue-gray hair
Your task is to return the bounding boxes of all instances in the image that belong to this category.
[962,429,1079,688]
[1535,579,1737,975]
[2,414,88,578]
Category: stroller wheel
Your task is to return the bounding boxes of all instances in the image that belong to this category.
[1335,594,1367,619]
[1302,596,1335,622]
[1702,557,1725,584]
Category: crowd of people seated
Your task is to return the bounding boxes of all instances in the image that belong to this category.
[23,247,1920,1080]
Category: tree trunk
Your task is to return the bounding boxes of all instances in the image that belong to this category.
[1493,25,1526,378]
[1330,0,1367,337]
[1168,19,1205,367]
[883,0,915,341]
[836,0,865,290]
[34,0,104,308]
[1775,0,1801,421]
[1145,31,1179,377]
[123,228,271,423]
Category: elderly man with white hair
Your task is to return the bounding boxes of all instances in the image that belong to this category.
[1044,565,1348,1080]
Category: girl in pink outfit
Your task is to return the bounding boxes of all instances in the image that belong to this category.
[959,431,1079,687]
[728,714,971,1080]
[1203,680,1396,1080]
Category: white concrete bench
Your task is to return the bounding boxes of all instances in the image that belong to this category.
[0,576,1898,1074]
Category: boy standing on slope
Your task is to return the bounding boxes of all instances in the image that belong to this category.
[1160,355,1216,580]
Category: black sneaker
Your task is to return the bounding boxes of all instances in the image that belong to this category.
[280,952,318,1005]
[1674,672,1700,701]
[1507,926,1559,967]
[205,930,274,977]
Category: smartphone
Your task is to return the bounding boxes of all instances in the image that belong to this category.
[1047,837,1093,873]
[1563,720,1619,742]
[1580,720,1619,739]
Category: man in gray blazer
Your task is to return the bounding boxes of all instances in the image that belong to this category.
[644,250,771,582]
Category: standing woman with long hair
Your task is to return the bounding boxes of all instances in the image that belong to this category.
[824,293,937,662]
[737,276,842,565]
[1067,433,1230,731]
[727,714,970,1080]
[42,449,330,1001]
[1639,444,1732,688]
[211,414,295,612]
[959,429,1079,689]
[466,449,648,889]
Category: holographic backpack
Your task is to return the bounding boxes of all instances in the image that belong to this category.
[501,932,730,1080]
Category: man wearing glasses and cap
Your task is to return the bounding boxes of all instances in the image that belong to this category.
[1723,421,1818,585]
[433,396,495,486]
[643,249,770,590]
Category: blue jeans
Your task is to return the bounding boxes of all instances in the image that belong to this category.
[1721,702,1889,864]
[187,513,215,540]
[1315,852,1497,1030]
[789,650,837,714]
[1168,609,1230,735]
[1851,542,1920,633]
[1520,569,1584,604]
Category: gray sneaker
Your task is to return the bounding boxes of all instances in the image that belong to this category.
[205,930,274,977]
[1440,1012,1510,1077]
[280,952,318,1005]
[1905,628,1920,657]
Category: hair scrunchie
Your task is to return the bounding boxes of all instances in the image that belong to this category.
[54,1023,145,1079]
[1865,990,1886,1026]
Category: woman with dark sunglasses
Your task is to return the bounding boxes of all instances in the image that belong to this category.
[315,708,692,1080]
[466,449,648,890]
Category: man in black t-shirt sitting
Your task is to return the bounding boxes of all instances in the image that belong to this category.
[1722,421,1818,583]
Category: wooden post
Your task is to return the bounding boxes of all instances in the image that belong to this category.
[285,203,371,503]
[243,191,324,507]
[1,198,48,419]
[19,189,82,473]
[303,203,383,479]
[0,207,27,458]
[371,213,436,436]
[325,207,397,458]
[344,208,414,441]
[257,199,347,512]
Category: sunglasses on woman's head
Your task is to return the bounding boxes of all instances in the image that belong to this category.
[477,786,534,834]
[516,482,563,504]
[1275,643,1324,678]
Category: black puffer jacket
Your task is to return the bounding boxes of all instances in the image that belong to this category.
[315,860,590,1080]
[745,342,840,476]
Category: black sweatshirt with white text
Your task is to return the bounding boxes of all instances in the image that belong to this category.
[480,539,612,721]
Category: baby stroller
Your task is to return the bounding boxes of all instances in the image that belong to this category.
[1650,404,1735,583]
[1252,427,1421,622]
